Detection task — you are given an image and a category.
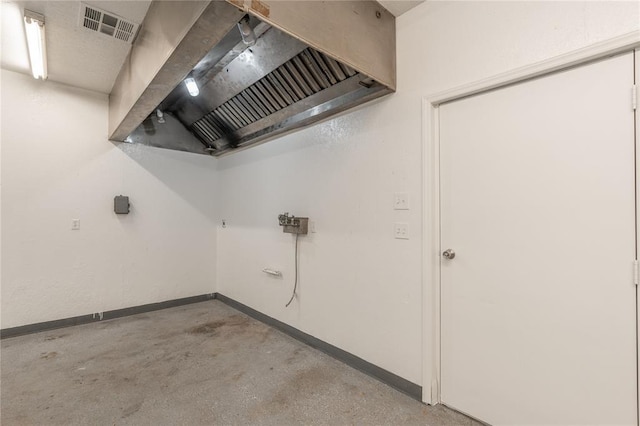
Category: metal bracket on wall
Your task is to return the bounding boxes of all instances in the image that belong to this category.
[278,212,308,234]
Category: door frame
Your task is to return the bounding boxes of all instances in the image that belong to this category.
[420,30,640,406]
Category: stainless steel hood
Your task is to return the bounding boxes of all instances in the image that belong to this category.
[109,1,396,156]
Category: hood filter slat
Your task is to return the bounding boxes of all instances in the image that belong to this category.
[246,87,276,115]
[203,116,223,138]
[218,105,242,129]
[324,56,347,81]
[309,49,338,85]
[286,61,314,96]
[191,48,360,148]
[267,73,296,105]
[240,92,267,118]
[193,122,217,143]
[299,51,330,89]
[254,82,281,111]
[275,69,301,102]
[258,79,287,109]
[278,67,306,100]
[233,95,258,121]
[228,100,251,126]
[244,91,268,119]
[340,63,357,77]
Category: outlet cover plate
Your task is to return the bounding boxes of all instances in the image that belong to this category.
[394,222,409,239]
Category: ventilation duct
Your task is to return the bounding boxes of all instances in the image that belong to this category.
[109,0,395,156]
[79,3,139,43]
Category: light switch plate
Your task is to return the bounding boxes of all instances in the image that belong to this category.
[394,192,409,210]
[71,219,80,230]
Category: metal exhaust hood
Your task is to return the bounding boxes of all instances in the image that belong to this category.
[109,0,395,156]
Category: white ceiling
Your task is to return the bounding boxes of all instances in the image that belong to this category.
[0,0,422,95]
[1,0,151,94]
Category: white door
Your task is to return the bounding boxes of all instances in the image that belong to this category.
[440,52,637,425]
[636,48,640,421]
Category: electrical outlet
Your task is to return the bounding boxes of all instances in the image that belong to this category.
[394,223,409,239]
[394,192,409,210]
[71,219,80,230]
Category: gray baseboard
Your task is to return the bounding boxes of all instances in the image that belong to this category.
[215,293,422,401]
[0,292,422,402]
[0,293,216,339]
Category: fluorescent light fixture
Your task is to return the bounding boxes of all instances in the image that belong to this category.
[24,10,47,80]
[156,109,165,124]
[184,77,199,97]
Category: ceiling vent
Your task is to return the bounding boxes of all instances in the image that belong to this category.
[79,3,139,43]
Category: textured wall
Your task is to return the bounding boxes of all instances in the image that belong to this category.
[2,0,638,387]
[215,1,640,386]
[0,70,218,329]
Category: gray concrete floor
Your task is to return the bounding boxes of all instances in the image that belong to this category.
[1,300,478,425]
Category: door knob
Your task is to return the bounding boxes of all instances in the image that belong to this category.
[442,249,456,260]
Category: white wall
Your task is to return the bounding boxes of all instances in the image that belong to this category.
[2,0,637,387]
[1,70,218,329]
[215,1,640,386]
